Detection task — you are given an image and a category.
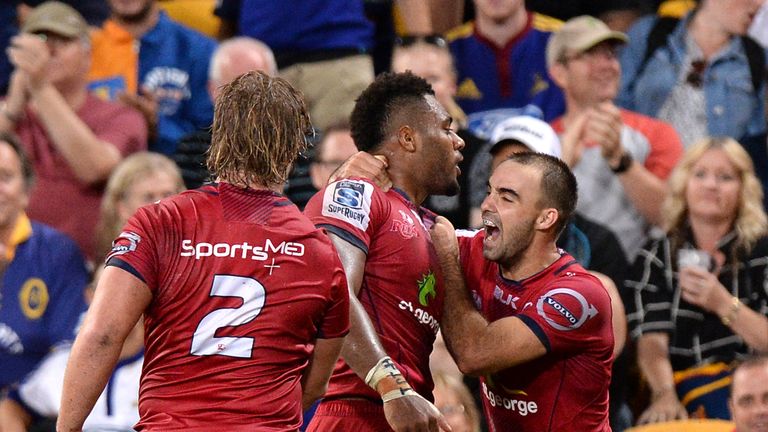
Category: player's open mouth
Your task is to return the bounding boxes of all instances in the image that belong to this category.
[483,218,500,242]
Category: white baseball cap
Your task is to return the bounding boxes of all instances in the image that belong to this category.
[489,116,561,158]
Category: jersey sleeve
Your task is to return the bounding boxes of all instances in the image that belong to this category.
[303,179,386,254]
[517,275,613,355]
[317,255,351,339]
[105,206,161,291]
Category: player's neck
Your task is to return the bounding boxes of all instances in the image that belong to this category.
[499,243,560,281]
[387,166,427,205]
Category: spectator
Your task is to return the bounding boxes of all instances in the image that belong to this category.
[390,36,485,228]
[626,137,768,423]
[730,355,768,432]
[617,0,767,188]
[309,124,357,191]
[95,151,184,262]
[547,15,683,261]
[215,0,374,131]
[0,131,88,392]
[88,0,216,155]
[2,153,181,430]
[1,1,147,260]
[0,266,142,432]
[446,0,565,121]
[304,71,462,432]
[172,36,276,190]
[57,71,350,431]
[431,152,614,431]
[432,371,482,432]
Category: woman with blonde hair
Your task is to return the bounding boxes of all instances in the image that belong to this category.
[626,137,768,425]
[95,152,185,261]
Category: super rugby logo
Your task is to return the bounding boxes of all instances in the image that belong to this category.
[536,288,598,331]
[322,180,373,231]
[333,181,364,208]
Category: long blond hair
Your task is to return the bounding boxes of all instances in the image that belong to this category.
[95,152,184,261]
[663,136,767,252]
[207,71,312,188]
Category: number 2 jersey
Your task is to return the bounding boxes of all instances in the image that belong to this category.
[107,183,350,431]
[456,230,613,432]
[304,179,445,400]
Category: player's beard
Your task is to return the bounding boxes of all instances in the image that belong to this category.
[483,216,535,270]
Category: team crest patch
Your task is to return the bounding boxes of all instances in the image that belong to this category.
[19,278,49,320]
[392,209,419,239]
[322,180,373,231]
[536,288,598,331]
[417,271,437,307]
[107,231,142,261]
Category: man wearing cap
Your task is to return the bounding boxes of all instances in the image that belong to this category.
[88,0,216,155]
[546,15,682,262]
[0,1,147,260]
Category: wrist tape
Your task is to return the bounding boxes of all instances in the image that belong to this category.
[382,388,419,403]
[364,356,403,390]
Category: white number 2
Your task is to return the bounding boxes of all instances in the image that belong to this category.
[190,275,266,358]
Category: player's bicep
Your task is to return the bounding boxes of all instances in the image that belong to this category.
[328,233,366,296]
[84,265,152,343]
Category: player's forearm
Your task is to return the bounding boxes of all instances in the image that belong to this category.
[29,85,120,184]
[437,251,492,375]
[57,329,124,432]
[301,336,345,410]
[341,298,393,378]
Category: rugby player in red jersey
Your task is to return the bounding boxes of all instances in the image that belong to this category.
[57,71,350,431]
[304,71,464,432]
[431,152,613,431]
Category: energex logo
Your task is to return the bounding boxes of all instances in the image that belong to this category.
[180,239,305,261]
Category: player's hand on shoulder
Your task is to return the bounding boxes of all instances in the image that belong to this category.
[384,393,452,432]
[329,151,391,191]
[430,216,459,263]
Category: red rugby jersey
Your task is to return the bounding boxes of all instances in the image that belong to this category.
[108,183,349,431]
[456,230,613,432]
[304,179,444,401]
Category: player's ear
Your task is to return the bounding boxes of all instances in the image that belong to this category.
[396,125,417,152]
[536,208,559,231]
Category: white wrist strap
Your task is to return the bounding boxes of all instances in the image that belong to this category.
[382,388,419,403]
[364,356,402,390]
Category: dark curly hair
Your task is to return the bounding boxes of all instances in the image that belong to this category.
[350,71,435,153]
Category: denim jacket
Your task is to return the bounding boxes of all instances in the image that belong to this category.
[617,14,767,141]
